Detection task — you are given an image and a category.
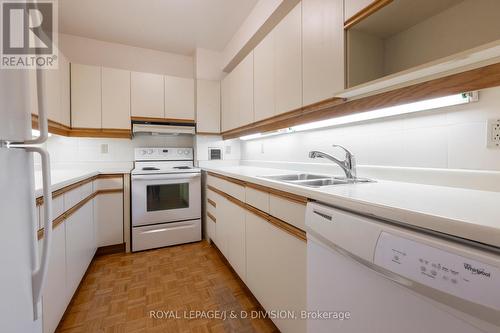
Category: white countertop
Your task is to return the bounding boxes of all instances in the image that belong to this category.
[34,167,131,198]
[203,165,500,248]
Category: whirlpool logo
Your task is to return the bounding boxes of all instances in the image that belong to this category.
[464,263,491,278]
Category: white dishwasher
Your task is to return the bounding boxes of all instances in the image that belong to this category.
[306,201,500,333]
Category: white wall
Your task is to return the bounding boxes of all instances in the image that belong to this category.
[241,86,500,173]
[42,135,193,169]
[195,135,241,168]
[59,33,194,78]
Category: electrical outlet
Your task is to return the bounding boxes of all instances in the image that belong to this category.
[100,143,109,154]
[260,143,265,154]
[225,145,231,154]
[487,119,500,148]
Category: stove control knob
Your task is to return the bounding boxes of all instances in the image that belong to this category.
[148,149,154,155]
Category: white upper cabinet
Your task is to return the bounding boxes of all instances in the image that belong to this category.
[131,71,164,118]
[253,31,275,122]
[230,52,254,128]
[196,79,220,133]
[221,74,231,132]
[344,0,375,21]
[164,75,195,120]
[58,53,71,127]
[274,3,302,115]
[44,65,61,124]
[71,63,102,128]
[102,67,131,129]
[302,0,344,104]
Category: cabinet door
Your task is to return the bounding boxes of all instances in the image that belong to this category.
[165,76,195,120]
[218,198,246,281]
[230,52,254,128]
[275,3,302,115]
[94,193,123,247]
[196,79,220,133]
[44,66,60,124]
[254,32,275,121]
[41,224,68,333]
[102,67,131,129]
[59,53,71,126]
[65,200,96,299]
[131,71,164,118]
[220,74,231,132]
[71,64,102,128]
[246,212,306,333]
[302,0,344,105]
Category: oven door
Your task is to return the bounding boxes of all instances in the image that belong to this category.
[132,173,201,226]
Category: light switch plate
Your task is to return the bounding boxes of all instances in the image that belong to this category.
[225,146,231,154]
[100,144,109,154]
[487,119,500,148]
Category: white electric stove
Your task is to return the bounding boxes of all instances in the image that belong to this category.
[131,147,201,252]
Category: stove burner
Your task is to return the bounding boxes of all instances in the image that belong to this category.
[173,166,192,170]
[142,167,160,171]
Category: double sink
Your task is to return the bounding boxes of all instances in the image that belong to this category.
[259,173,374,188]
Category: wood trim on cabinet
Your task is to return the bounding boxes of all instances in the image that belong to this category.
[32,114,71,136]
[94,243,126,256]
[207,184,306,242]
[207,171,308,205]
[221,97,345,139]
[344,0,393,30]
[207,198,217,208]
[36,174,124,205]
[207,171,247,187]
[70,127,131,139]
[222,62,500,140]
[207,212,217,223]
[196,131,220,136]
[131,116,196,125]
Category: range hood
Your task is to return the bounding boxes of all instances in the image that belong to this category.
[132,123,196,136]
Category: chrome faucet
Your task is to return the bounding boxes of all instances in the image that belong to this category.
[308,145,357,179]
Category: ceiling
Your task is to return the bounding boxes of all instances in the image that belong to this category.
[352,0,463,39]
[59,0,258,55]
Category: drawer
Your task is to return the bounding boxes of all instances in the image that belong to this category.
[269,194,306,230]
[132,219,201,252]
[245,186,269,213]
[39,195,64,229]
[206,197,216,216]
[207,174,245,201]
[64,181,93,210]
[93,176,123,191]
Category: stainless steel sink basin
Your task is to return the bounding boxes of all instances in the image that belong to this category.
[262,173,329,181]
[259,173,374,188]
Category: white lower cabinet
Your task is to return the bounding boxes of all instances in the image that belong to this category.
[41,224,68,333]
[245,211,307,333]
[65,200,96,300]
[94,192,124,247]
[216,197,246,281]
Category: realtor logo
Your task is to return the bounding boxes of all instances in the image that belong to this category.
[1,0,58,68]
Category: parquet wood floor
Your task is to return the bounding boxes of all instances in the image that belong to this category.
[56,241,279,333]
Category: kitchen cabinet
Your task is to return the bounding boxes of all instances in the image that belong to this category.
[41,224,68,333]
[94,193,123,247]
[58,53,71,126]
[65,200,96,299]
[71,63,102,128]
[196,79,220,133]
[164,75,195,120]
[274,3,302,114]
[344,0,375,21]
[102,67,131,129]
[220,74,232,132]
[230,52,254,128]
[269,194,306,230]
[245,211,306,333]
[253,32,275,122]
[217,198,246,281]
[131,71,164,118]
[302,0,344,104]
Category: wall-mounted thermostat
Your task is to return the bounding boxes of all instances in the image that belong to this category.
[208,147,222,160]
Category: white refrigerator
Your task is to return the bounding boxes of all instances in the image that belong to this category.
[0,68,53,332]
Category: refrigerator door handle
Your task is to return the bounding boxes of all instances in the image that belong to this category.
[24,146,52,320]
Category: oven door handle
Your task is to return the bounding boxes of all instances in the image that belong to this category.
[132,173,201,181]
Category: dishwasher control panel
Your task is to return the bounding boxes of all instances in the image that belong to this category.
[374,232,500,310]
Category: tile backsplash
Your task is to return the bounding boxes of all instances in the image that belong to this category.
[241,86,500,172]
